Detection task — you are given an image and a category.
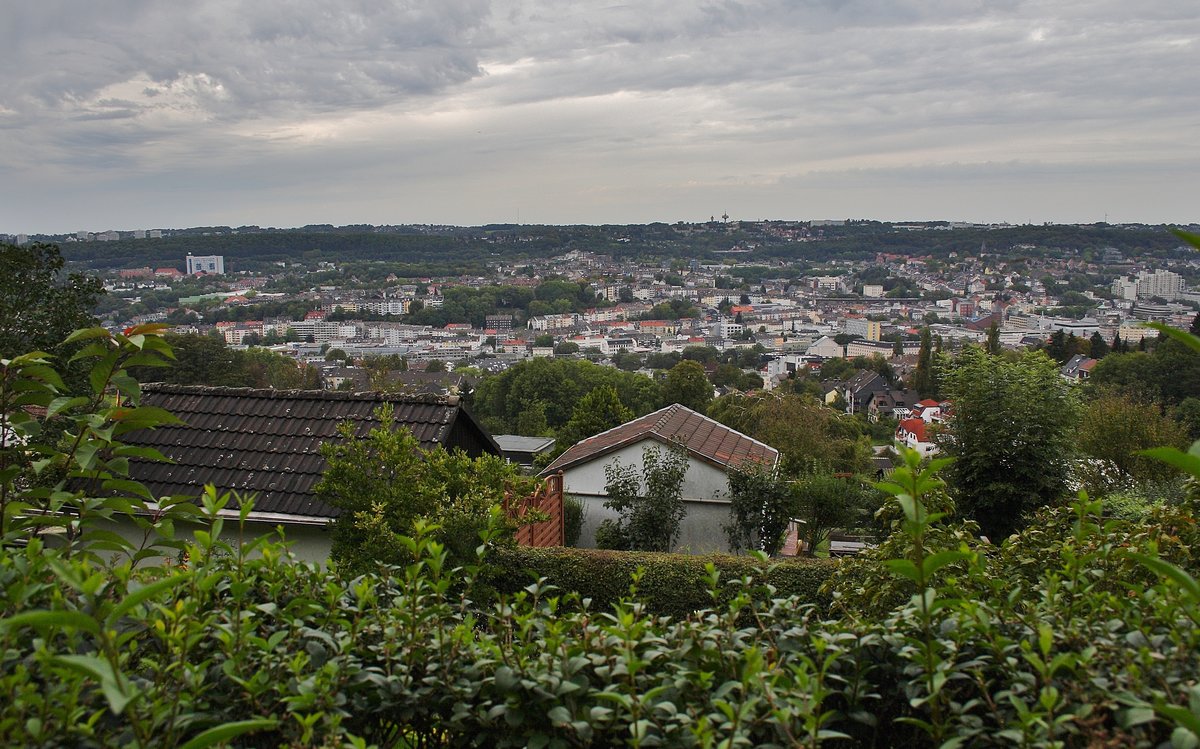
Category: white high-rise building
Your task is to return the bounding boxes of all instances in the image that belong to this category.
[186,254,225,275]
[1136,269,1186,301]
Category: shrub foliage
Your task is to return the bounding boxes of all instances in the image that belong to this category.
[3,326,1200,747]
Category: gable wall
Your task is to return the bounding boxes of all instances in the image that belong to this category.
[560,438,734,553]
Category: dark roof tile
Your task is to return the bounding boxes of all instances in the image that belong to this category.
[123,384,499,519]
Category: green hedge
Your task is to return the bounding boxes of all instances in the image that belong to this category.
[487,546,838,618]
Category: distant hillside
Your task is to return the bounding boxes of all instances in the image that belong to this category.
[56,221,1191,271]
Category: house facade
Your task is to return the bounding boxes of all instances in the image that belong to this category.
[540,404,779,553]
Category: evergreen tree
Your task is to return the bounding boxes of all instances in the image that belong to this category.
[1089,331,1109,359]
[1046,330,1068,363]
[913,327,935,397]
[985,322,1001,355]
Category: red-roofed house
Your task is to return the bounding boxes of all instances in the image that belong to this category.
[912,399,944,423]
[896,417,939,457]
[540,403,779,553]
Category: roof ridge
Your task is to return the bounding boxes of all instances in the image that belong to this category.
[653,403,682,430]
[142,383,458,406]
[655,405,780,459]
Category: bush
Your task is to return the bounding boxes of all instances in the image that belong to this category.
[6,325,1200,747]
[486,546,838,618]
[562,493,586,546]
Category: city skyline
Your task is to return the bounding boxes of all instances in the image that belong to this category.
[3,1,1198,235]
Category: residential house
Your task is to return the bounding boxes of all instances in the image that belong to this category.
[911,399,949,423]
[841,370,890,415]
[896,417,939,457]
[868,389,919,423]
[540,404,779,553]
[116,385,502,561]
[1060,354,1097,381]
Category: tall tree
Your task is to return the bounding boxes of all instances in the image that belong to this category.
[1046,330,1068,363]
[557,385,633,450]
[472,358,659,435]
[142,333,243,387]
[942,349,1079,541]
[1075,390,1189,492]
[912,327,936,397]
[707,391,872,476]
[661,360,713,412]
[985,322,1001,355]
[1089,331,1109,359]
[0,242,103,359]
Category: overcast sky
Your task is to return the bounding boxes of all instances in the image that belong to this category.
[3,0,1198,234]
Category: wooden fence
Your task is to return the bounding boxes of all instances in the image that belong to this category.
[504,472,565,548]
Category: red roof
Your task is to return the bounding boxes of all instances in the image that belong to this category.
[540,403,778,476]
[917,399,940,408]
[897,417,928,442]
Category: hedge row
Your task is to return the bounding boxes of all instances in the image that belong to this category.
[487,546,838,618]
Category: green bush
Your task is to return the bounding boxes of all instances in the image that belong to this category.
[5,324,1200,747]
[486,546,838,618]
[562,493,585,547]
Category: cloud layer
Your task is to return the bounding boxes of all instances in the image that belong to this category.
[3,0,1198,232]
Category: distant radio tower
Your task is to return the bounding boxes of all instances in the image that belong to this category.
[722,212,729,224]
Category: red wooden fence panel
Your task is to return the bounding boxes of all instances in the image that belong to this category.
[505,472,565,547]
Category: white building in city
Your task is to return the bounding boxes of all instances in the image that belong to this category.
[186,254,225,275]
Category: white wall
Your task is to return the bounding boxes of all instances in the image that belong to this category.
[561,438,734,553]
[101,515,333,566]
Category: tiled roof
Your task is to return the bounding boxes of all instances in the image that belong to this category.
[539,403,778,476]
[897,417,928,442]
[123,384,499,519]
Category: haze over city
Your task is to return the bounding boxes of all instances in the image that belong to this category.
[3,0,1198,234]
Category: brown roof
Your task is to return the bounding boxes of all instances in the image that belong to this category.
[123,384,500,520]
[539,403,778,476]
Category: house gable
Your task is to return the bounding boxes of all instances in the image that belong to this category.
[540,403,778,477]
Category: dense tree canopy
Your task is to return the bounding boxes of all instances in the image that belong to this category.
[132,333,320,389]
[660,360,713,413]
[555,385,634,453]
[471,358,660,437]
[707,391,872,476]
[1075,390,1189,493]
[0,242,103,359]
[941,348,1079,541]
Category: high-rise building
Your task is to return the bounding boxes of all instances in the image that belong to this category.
[186,254,225,275]
[1136,269,1186,301]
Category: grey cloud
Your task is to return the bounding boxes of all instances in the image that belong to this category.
[1,0,1198,232]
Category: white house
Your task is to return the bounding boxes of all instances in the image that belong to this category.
[895,417,939,457]
[540,404,779,553]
